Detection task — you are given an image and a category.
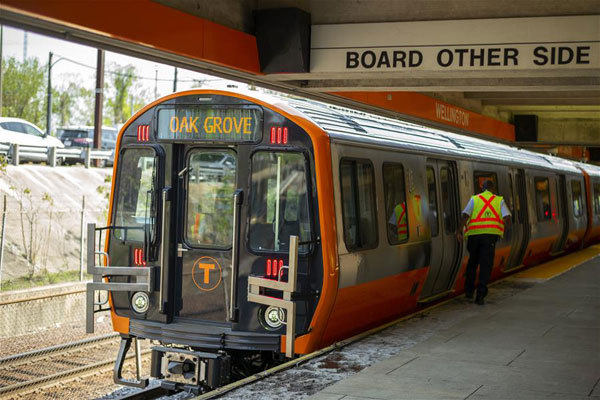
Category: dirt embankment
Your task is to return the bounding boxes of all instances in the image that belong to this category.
[0,165,112,281]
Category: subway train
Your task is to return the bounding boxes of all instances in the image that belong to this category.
[86,89,600,393]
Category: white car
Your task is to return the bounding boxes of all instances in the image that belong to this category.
[0,117,64,162]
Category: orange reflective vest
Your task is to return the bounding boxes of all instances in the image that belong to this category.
[394,203,408,241]
[464,191,505,238]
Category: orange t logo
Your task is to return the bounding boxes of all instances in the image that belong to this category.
[198,263,215,284]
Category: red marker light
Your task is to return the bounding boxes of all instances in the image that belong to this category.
[134,248,146,266]
[137,125,149,142]
[266,259,272,277]
[278,259,284,278]
[269,126,289,145]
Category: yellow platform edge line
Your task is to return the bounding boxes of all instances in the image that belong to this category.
[513,244,600,280]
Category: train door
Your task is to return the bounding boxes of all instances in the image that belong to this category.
[419,159,461,301]
[553,174,570,253]
[505,168,530,270]
[172,145,244,323]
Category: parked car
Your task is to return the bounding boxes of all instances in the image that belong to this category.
[57,126,118,166]
[0,117,64,162]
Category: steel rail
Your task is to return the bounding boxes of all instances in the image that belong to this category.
[0,349,151,397]
[0,333,119,368]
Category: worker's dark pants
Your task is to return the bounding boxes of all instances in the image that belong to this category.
[465,234,499,299]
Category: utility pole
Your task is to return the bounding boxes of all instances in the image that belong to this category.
[154,69,158,98]
[46,52,53,136]
[93,49,105,166]
[173,67,178,92]
[23,31,28,61]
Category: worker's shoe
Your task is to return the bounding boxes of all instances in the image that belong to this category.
[475,295,485,305]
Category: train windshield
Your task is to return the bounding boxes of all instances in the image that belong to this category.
[114,148,157,242]
[249,152,311,253]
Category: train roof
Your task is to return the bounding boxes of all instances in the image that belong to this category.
[168,89,599,175]
[576,161,600,178]
[280,96,586,174]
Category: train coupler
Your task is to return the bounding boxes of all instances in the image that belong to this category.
[114,336,149,388]
[150,347,230,393]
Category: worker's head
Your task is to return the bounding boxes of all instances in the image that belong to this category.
[482,180,495,192]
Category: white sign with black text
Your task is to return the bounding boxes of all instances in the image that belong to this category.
[310,15,600,73]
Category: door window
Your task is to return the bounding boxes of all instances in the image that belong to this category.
[383,163,408,244]
[534,177,551,221]
[508,174,517,223]
[571,180,583,217]
[426,166,439,237]
[340,158,378,250]
[249,152,312,253]
[440,167,456,234]
[185,150,236,248]
[473,171,498,194]
[594,183,600,215]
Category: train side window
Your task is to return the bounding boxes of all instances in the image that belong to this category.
[594,183,600,215]
[571,180,583,217]
[340,158,378,251]
[426,166,439,237]
[249,152,312,253]
[473,171,498,194]
[383,163,408,244]
[534,177,552,221]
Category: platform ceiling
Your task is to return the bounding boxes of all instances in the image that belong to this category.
[158,0,599,103]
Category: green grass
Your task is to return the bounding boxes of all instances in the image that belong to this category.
[0,270,91,292]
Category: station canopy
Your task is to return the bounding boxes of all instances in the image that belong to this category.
[1,0,598,160]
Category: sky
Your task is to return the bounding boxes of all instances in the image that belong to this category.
[1,25,241,101]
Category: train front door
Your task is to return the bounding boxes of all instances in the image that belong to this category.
[505,168,530,270]
[419,159,462,301]
[172,146,245,323]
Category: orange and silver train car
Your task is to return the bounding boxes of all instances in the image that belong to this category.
[86,90,600,393]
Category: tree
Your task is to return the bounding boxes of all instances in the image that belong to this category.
[52,81,93,128]
[105,64,137,126]
[1,57,46,128]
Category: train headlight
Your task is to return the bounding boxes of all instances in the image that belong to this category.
[260,306,285,330]
[131,292,150,313]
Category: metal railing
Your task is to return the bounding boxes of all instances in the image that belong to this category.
[0,143,113,168]
[247,235,299,358]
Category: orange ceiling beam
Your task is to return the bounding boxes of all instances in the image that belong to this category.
[1,0,261,74]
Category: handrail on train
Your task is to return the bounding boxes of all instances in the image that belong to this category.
[247,235,299,358]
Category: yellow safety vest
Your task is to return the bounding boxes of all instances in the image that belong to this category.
[464,191,505,238]
[394,203,408,241]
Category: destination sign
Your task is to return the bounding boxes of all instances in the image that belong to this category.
[157,107,262,142]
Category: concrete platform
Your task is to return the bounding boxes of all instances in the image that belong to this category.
[309,253,600,400]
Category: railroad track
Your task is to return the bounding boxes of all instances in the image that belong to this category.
[0,333,148,398]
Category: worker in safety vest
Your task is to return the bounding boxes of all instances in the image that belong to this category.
[456,180,511,305]
[388,202,408,242]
